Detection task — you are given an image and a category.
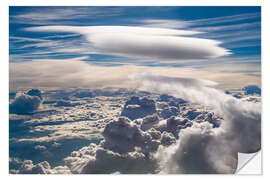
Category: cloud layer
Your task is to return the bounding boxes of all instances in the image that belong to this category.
[26,26,231,61]
[10,59,260,92]
[14,80,261,174]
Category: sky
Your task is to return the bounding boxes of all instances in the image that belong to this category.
[8,7,262,174]
[9,6,261,90]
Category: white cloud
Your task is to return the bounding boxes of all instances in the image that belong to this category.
[155,122,237,174]
[188,12,260,26]
[26,26,231,61]
[11,7,124,25]
[14,80,260,174]
[62,116,162,174]
[131,73,261,173]
[192,22,260,32]
[138,19,192,29]
[136,13,259,30]
[102,116,160,154]
[18,160,71,174]
[64,143,158,174]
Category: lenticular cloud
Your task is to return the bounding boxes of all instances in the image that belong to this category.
[131,73,261,173]
[26,26,231,60]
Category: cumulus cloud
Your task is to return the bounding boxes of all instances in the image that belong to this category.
[102,117,160,154]
[54,100,80,107]
[26,25,231,61]
[13,75,260,174]
[82,147,158,174]
[140,114,160,131]
[156,122,237,174]
[56,101,227,174]
[62,116,162,174]
[160,131,176,147]
[120,96,156,120]
[64,143,158,174]
[9,93,42,114]
[18,160,71,174]
[26,89,42,99]
[131,73,261,173]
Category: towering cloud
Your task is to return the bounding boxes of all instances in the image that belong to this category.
[131,73,261,174]
[64,117,161,174]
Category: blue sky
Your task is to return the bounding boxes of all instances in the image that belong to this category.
[9,6,261,75]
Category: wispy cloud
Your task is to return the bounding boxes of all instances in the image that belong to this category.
[10,36,50,43]
[10,7,125,25]
[191,22,260,32]
[134,12,260,29]
[137,19,192,29]
[132,12,260,50]
[187,12,260,26]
